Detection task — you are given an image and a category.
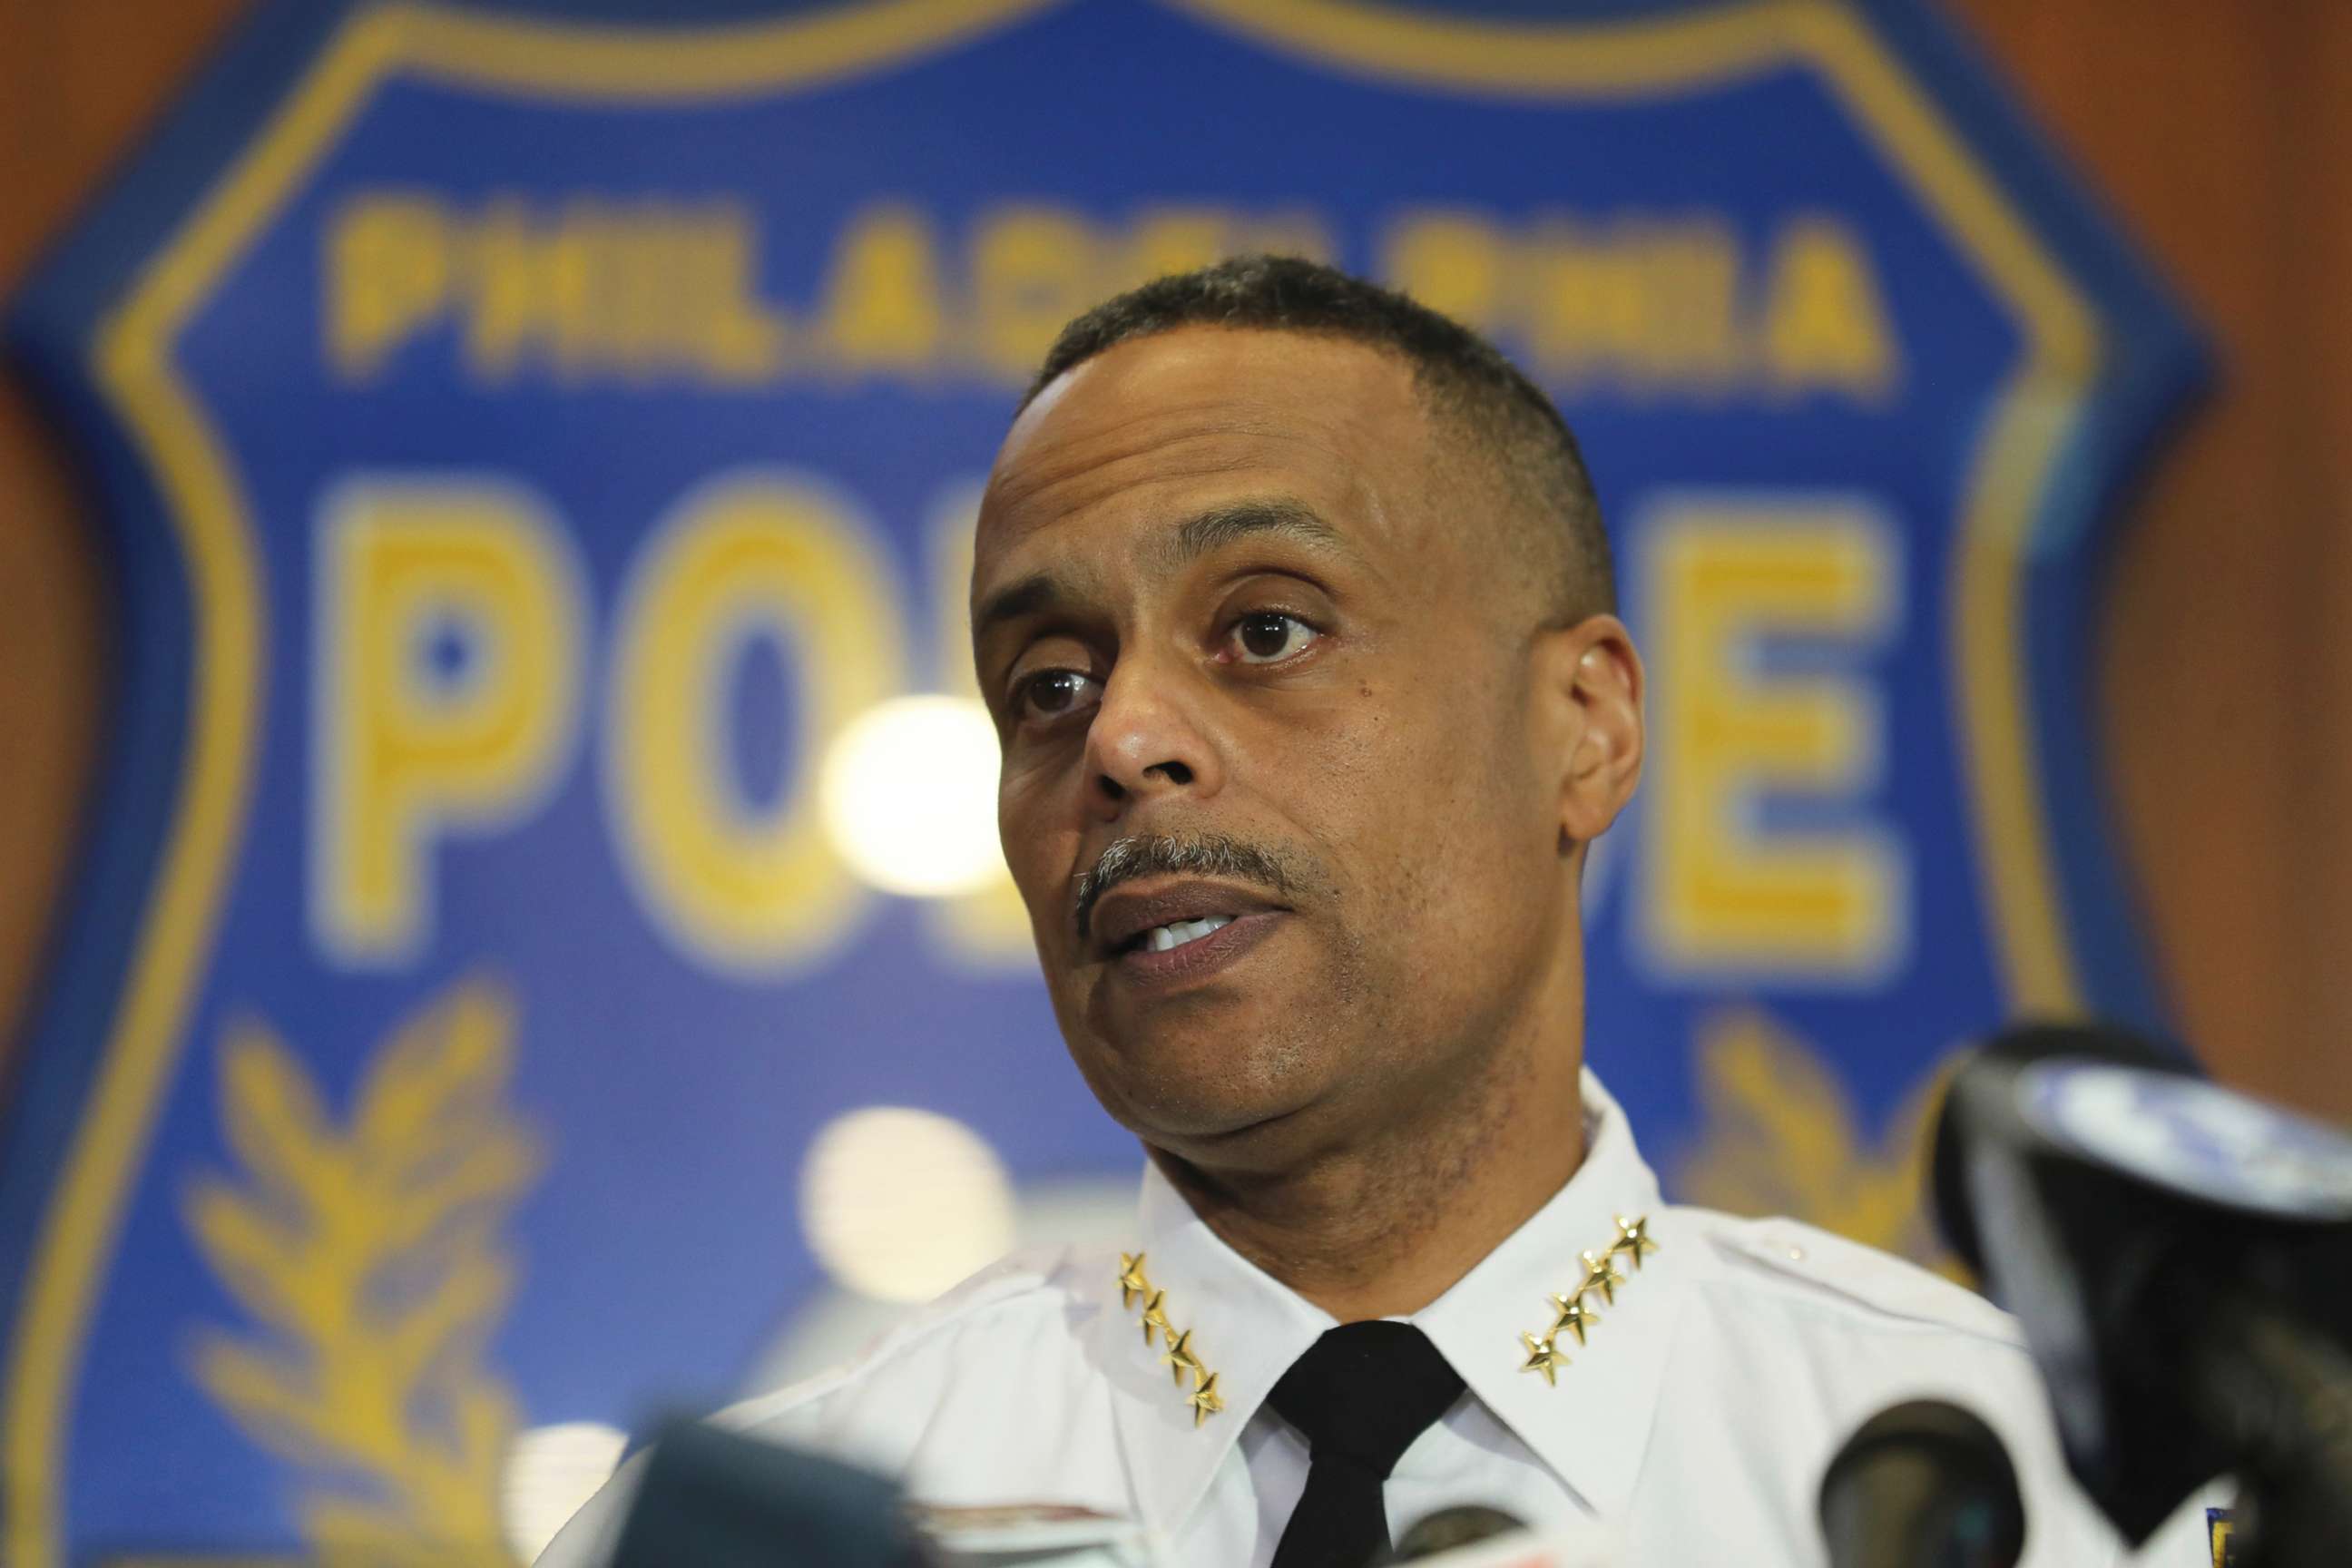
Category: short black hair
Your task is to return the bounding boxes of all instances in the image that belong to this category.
[1025,254,1613,620]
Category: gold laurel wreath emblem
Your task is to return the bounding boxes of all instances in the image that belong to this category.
[1675,1004,1966,1281]
[181,976,545,1565]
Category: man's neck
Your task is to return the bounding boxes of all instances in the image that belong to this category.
[1149,1044,1588,1322]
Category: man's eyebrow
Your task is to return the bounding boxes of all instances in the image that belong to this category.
[971,572,1073,646]
[971,497,1355,647]
[1161,496,1352,566]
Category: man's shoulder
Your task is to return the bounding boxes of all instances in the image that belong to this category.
[1658,1205,2071,1521]
[721,1242,1112,1450]
[1669,1202,2024,1351]
[531,1248,1116,1565]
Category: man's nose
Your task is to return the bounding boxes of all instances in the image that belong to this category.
[1083,655,1221,819]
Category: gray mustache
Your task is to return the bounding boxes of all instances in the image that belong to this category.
[1073,834,1298,942]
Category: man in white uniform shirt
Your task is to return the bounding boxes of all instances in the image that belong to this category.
[541,258,2213,1566]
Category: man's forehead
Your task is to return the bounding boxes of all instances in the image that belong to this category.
[977,327,1430,551]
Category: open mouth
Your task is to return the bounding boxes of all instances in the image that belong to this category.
[1102,906,1283,988]
[1118,915,1238,956]
[1083,876,1289,984]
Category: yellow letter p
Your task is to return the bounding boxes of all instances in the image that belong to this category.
[312,478,585,964]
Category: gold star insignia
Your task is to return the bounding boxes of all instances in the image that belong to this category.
[1117,1252,1151,1309]
[1548,1293,1599,1345]
[1519,1331,1564,1387]
[1611,1214,1659,1269]
[1578,1249,1627,1305]
[1159,1327,1202,1386]
[1140,1289,1171,1347]
[1186,1369,1224,1426]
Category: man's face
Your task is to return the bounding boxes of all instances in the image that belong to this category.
[972,328,1593,1169]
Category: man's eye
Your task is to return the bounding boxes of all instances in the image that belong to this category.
[1225,612,1318,665]
[1014,669,1102,722]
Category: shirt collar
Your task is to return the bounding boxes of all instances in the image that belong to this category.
[1097,1069,1690,1534]
[1409,1069,1690,1517]
[1099,1141,1336,1535]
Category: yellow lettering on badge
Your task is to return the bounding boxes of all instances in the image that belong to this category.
[1381,207,1896,402]
[1382,212,1510,336]
[1517,219,1651,388]
[1760,215,1899,402]
[327,195,454,382]
[1393,211,1748,397]
[916,481,1034,969]
[1114,210,1235,294]
[463,197,583,380]
[464,198,789,385]
[968,206,1100,380]
[327,193,1359,388]
[606,471,903,972]
[1622,217,1744,394]
[691,203,791,382]
[1525,217,1745,396]
[323,193,795,385]
[1639,496,1905,978]
[818,202,946,375]
[312,480,585,963]
[1236,211,1338,270]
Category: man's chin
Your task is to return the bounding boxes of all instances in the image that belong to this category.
[1056,934,1353,1146]
[1131,1091,1360,1181]
[1078,1030,1341,1155]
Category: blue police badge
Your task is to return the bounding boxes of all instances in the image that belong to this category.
[2207,1505,2237,1566]
[1,0,2201,1558]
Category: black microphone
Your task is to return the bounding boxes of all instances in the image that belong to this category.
[1817,1400,2025,1568]
[1386,1504,1529,1561]
[1930,1021,2352,1565]
[609,1416,922,1567]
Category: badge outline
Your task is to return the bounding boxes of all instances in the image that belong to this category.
[0,0,2206,1560]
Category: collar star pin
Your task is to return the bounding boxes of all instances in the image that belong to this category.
[1116,1252,1152,1309]
[1611,1214,1659,1269]
[1186,1369,1224,1426]
[1159,1328,1202,1386]
[1517,1222,1651,1386]
[1118,1250,1222,1428]
[1519,1331,1565,1387]
[1578,1249,1628,1305]
[1548,1293,1599,1345]
[1140,1289,1171,1347]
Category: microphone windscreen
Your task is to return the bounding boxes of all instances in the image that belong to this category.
[1927,1021,2191,1270]
[1818,1399,2024,1568]
[1389,1504,1530,1561]
[611,1418,913,1568]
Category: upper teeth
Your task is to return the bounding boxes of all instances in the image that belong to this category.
[1142,916,1235,953]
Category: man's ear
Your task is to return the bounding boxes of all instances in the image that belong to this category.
[1537,614,1644,846]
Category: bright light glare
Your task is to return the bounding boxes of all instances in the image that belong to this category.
[800,1106,1016,1302]
[818,695,1004,897]
[501,1421,629,1563]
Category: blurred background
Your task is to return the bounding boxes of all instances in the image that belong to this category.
[0,0,2344,1562]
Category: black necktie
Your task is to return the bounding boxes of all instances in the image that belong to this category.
[1268,1322,1466,1568]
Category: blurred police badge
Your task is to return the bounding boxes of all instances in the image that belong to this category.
[0,0,2200,1560]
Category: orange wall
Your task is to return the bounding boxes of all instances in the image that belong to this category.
[1950,0,2352,1110]
[2,0,2345,1112]
[0,0,249,1082]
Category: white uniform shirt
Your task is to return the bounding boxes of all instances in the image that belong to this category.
[540,1071,2216,1566]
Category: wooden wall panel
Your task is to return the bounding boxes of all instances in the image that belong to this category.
[0,379,101,1081]
[0,0,249,1092]
[0,0,2343,1110]
[2301,4,2352,1089]
[1947,0,2352,1111]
